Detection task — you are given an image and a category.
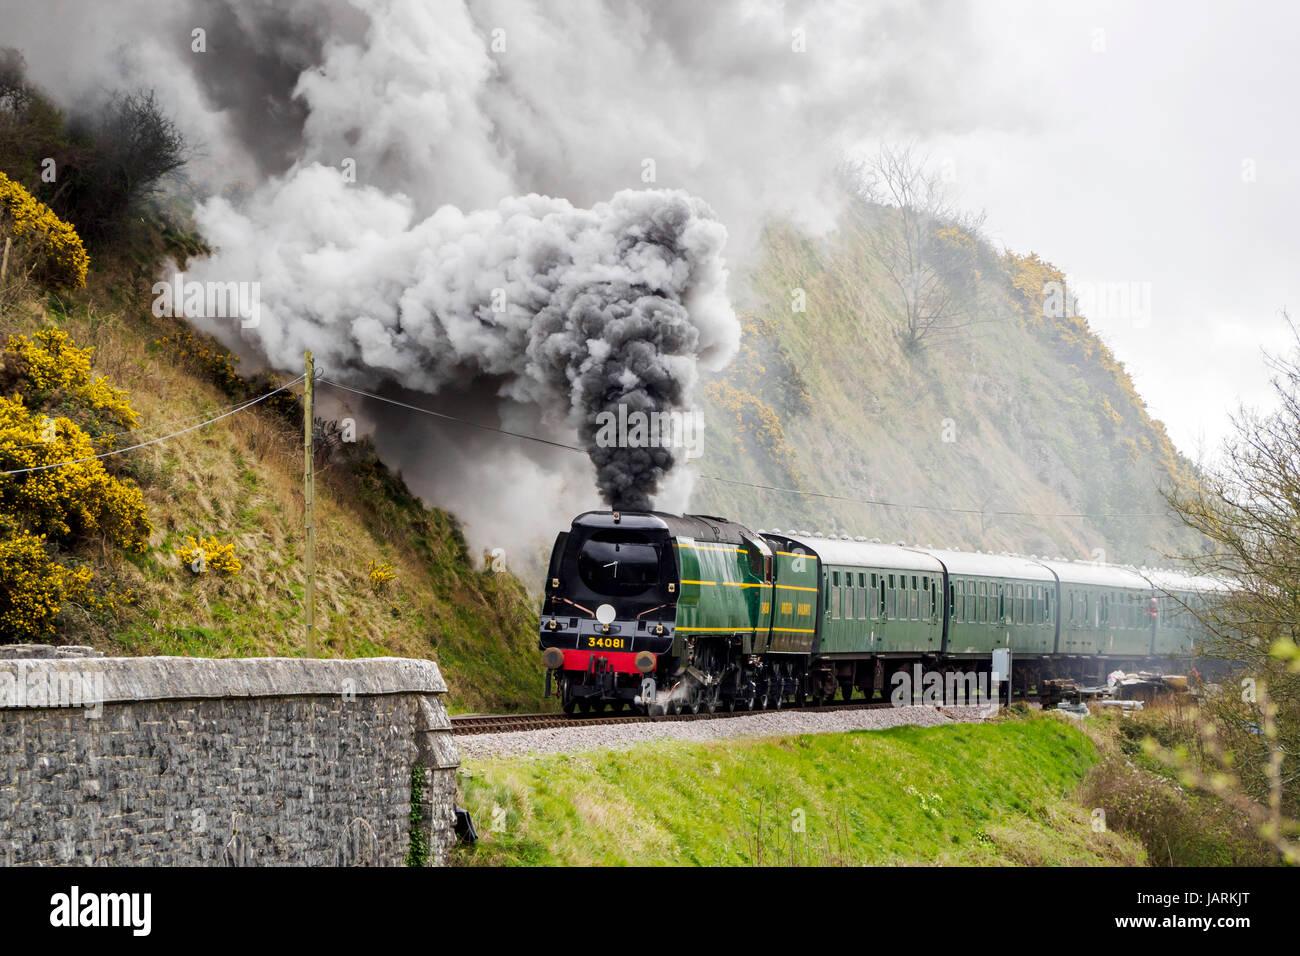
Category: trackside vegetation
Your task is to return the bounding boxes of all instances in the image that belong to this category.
[456,715,1146,866]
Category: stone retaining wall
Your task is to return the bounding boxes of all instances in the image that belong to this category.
[0,650,459,866]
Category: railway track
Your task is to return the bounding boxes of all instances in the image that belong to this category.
[450,693,1037,736]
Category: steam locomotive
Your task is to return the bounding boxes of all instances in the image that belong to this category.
[537,510,1223,715]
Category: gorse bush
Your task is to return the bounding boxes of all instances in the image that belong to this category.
[3,329,136,432]
[0,330,150,641]
[0,397,149,550]
[368,559,396,594]
[0,171,88,288]
[176,536,241,577]
[0,530,93,639]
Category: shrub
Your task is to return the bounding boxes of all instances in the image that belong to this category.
[59,89,188,242]
[176,535,241,577]
[1079,753,1274,866]
[3,329,137,431]
[0,530,92,640]
[368,559,396,595]
[0,171,88,288]
[0,329,151,641]
[0,396,150,551]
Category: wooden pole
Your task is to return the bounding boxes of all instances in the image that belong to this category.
[1,236,11,283]
[304,350,316,658]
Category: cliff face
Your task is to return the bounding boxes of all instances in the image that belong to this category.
[691,195,1202,567]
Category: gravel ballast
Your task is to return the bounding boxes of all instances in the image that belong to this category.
[457,704,996,760]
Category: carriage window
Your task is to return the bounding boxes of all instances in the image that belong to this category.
[885,580,895,618]
[856,583,866,619]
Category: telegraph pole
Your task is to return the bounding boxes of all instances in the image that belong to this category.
[303,350,316,658]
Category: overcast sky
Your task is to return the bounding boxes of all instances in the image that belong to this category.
[907,0,1298,462]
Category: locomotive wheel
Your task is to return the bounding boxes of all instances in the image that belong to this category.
[578,699,592,715]
[562,697,578,717]
[841,684,854,703]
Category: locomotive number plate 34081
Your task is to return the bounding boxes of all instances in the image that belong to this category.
[582,635,629,651]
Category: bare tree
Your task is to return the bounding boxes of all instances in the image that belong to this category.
[848,145,988,351]
[1165,309,1300,820]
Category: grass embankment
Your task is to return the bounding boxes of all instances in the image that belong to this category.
[456,714,1145,866]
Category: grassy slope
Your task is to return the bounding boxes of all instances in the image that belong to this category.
[4,247,542,713]
[456,714,1145,866]
[693,198,1202,567]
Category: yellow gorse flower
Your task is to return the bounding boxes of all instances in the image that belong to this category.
[0,172,88,289]
[176,535,241,577]
[368,559,396,594]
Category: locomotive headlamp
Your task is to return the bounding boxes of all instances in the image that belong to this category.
[546,618,559,630]
[634,651,657,674]
[601,624,610,633]
[653,624,665,636]
[541,647,564,670]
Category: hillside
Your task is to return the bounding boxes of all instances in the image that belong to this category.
[0,239,541,713]
[692,192,1203,567]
